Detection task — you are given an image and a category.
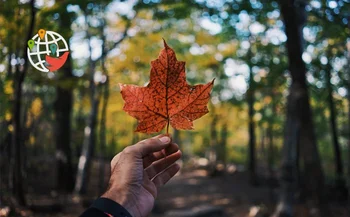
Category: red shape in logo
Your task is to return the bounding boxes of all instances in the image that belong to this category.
[45,51,69,72]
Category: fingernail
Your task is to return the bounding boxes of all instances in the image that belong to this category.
[159,136,170,144]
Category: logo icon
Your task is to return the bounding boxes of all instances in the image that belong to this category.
[27,29,69,72]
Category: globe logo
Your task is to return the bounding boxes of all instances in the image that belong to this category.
[27,29,69,72]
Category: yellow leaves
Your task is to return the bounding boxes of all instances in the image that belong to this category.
[30,98,43,117]
[137,10,155,21]
[262,122,268,128]
[217,41,238,57]
[5,112,11,121]
[4,80,13,95]
[253,102,262,111]
[29,135,35,146]
[196,32,219,46]
[328,39,335,46]
[324,109,330,119]
[26,98,43,128]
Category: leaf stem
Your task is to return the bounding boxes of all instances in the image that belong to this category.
[166,119,169,135]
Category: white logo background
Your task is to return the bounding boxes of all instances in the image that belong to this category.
[27,31,69,72]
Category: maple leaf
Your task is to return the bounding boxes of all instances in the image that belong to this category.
[119,39,214,134]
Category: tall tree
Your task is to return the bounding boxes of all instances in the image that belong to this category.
[347,41,350,201]
[54,57,74,192]
[219,121,228,166]
[9,0,36,206]
[208,110,218,176]
[74,10,100,193]
[274,0,326,216]
[307,0,350,199]
[324,50,344,190]
[247,38,257,185]
[53,4,75,192]
[98,19,109,195]
[267,81,277,202]
[74,5,133,194]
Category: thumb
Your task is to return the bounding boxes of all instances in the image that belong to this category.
[135,134,172,157]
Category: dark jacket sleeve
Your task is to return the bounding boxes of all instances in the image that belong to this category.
[79,197,132,217]
[80,207,109,217]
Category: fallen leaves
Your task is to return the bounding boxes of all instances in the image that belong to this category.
[119,39,214,133]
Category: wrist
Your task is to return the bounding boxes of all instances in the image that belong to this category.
[91,197,132,217]
[102,187,135,216]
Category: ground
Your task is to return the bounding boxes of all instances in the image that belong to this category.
[150,169,273,217]
[2,160,349,217]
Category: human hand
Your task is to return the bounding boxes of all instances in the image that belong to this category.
[102,134,181,217]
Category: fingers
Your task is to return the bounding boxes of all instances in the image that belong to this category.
[152,163,180,188]
[110,134,174,170]
[135,134,172,157]
[145,150,182,179]
[143,142,179,168]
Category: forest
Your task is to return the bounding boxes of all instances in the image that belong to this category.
[0,0,349,216]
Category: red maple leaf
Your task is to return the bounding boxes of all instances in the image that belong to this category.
[119,39,214,134]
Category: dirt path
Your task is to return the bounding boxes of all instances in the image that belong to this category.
[150,169,273,217]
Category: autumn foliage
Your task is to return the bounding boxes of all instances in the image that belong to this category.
[119,40,214,133]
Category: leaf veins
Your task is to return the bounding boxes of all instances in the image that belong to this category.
[119,39,214,134]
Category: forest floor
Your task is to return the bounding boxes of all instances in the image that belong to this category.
[149,169,274,217]
[2,160,349,217]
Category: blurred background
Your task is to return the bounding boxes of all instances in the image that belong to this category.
[0,0,350,216]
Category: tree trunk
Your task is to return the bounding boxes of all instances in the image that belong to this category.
[275,0,326,216]
[11,68,27,206]
[325,59,345,190]
[346,41,350,202]
[267,121,275,202]
[10,0,36,206]
[247,42,257,185]
[273,98,300,217]
[53,6,75,193]
[74,61,100,194]
[220,122,228,166]
[98,33,109,195]
[74,90,100,194]
[74,8,102,194]
[54,55,74,192]
[210,114,218,151]
[260,126,266,165]
[98,77,108,195]
[209,114,218,175]
[348,83,350,204]
[267,89,276,202]
[74,9,132,195]
[74,12,97,194]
